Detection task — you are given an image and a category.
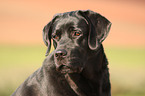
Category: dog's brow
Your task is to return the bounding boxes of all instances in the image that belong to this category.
[68,26,80,31]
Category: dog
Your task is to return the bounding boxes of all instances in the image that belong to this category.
[12,10,111,96]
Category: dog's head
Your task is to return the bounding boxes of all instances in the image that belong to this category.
[43,10,111,74]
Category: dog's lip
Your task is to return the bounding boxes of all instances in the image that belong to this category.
[59,65,70,69]
[56,65,70,71]
[56,64,84,74]
[56,65,74,73]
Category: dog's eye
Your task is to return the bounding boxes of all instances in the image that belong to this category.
[73,31,81,37]
[52,34,59,40]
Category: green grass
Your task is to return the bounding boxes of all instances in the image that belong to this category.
[0,45,46,67]
[105,47,145,96]
[105,47,145,67]
[0,45,47,96]
[0,45,145,96]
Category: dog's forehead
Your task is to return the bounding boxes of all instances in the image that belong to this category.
[53,13,89,31]
[54,16,80,29]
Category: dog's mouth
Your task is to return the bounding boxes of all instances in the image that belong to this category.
[57,65,73,74]
[56,64,83,74]
[54,55,84,74]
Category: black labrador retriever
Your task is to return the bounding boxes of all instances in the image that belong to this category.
[12,10,111,96]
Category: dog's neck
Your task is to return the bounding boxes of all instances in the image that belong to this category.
[84,44,107,79]
[64,46,108,96]
[64,74,87,96]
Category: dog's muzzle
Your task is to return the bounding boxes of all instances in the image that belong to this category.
[54,49,83,74]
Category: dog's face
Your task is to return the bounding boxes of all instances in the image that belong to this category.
[43,10,111,74]
[52,15,89,73]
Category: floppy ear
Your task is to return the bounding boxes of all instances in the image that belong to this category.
[43,22,52,56]
[43,16,59,56]
[79,10,111,50]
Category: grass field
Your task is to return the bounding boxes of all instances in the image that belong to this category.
[0,45,145,96]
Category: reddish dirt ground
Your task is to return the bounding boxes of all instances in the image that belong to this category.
[0,0,145,47]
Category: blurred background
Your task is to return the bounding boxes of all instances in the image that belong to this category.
[0,0,145,96]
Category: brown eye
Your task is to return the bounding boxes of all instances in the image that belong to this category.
[74,31,81,36]
[52,35,59,40]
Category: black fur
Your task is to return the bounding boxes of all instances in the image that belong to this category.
[12,10,111,96]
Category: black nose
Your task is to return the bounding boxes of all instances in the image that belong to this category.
[55,49,67,58]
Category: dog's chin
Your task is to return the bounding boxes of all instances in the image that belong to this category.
[56,65,83,74]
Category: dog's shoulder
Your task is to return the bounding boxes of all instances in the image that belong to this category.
[11,52,56,96]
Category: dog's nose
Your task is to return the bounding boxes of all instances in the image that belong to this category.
[55,49,67,58]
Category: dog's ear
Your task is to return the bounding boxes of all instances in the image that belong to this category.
[43,22,52,56]
[43,16,59,56]
[79,10,111,50]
